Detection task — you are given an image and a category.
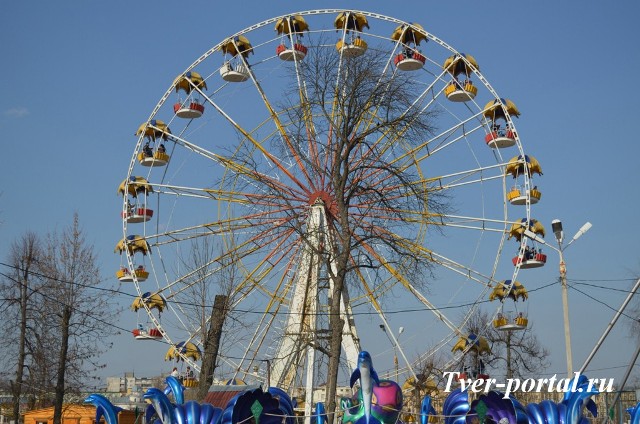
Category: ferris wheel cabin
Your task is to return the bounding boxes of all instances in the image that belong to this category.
[220,61,250,82]
[116,266,149,282]
[220,35,253,82]
[493,312,528,331]
[445,81,478,102]
[174,102,205,119]
[485,129,517,149]
[394,51,426,71]
[122,207,153,223]
[336,38,368,57]
[443,54,479,102]
[173,71,207,119]
[132,326,162,340]
[276,43,308,61]
[138,151,170,167]
[507,187,542,205]
[275,16,309,61]
[513,252,547,269]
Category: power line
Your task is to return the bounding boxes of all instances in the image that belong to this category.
[571,280,640,295]
[569,284,639,323]
[0,262,560,316]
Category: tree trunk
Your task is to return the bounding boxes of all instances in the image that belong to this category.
[11,252,35,424]
[197,294,228,400]
[53,305,72,424]
[506,331,512,380]
[324,251,349,424]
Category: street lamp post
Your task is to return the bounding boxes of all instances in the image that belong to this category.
[524,220,592,377]
[380,325,404,382]
[552,219,574,377]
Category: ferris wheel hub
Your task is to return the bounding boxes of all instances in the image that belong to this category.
[309,190,337,216]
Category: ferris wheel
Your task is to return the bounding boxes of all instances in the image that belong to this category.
[117,9,545,401]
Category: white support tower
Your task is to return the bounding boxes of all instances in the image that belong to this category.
[269,198,361,421]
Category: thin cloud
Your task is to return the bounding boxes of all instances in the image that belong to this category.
[5,107,30,118]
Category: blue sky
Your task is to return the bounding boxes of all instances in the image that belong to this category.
[1,1,639,389]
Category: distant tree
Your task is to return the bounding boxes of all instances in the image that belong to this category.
[0,232,41,423]
[35,213,118,424]
[174,236,240,400]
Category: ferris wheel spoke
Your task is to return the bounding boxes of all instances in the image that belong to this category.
[352,234,463,335]
[249,74,320,193]
[227,228,301,301]
[168,131,310,200]
[345,113,488,197]
[347,66,456,173]
[189,90,313,194]
[145,202,303,250]
[158,224,299,301]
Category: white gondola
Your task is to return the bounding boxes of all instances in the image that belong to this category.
[220,61,250,82]
[507,188,541,205]
[512,252,547,269]
[394,52,426,71]
[485,130,516,149]
[116,267,149,282]
[445,82,478,102]
[138,151,169,167]
[174,101,205,119]
[493,313,528,331]
[122,207,153,223]
[336,38,367,57]
[276,43,308,61]
[132,326,162,340]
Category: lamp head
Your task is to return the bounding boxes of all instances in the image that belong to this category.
[551,219,563,243]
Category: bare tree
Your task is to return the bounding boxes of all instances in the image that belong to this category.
[0,232,41,423]
[35,213,117,424]
[227,44,446,417]
[174,236,240,400]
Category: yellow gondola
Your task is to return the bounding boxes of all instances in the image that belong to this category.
[334,12,369,57]
[334,12,369,32]
[117,176,153,198]
[505,155,543,177]
[443,54,479,101]
[490,281,528,302]
[275,15,309,34]
[391,23,427,71]
[220,36,253,82]
[135,120,171,166]
[483,99,519,148]
[505,155,543,205]
[173,71,208,119]
[114,235,151,256]
[221,35,253,58]
[275,15,309,61]
[451,334,490,355]
[131,292,167,312]
[165,341,201,362]
[508,219,545,242]
[483,98,520,120]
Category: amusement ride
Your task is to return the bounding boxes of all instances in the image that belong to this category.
[115,9,548,412]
